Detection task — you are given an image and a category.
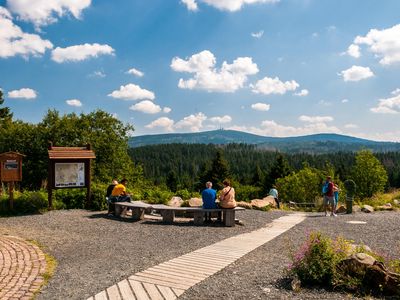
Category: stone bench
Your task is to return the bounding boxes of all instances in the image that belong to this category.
[113,201,245,227]
[114,201,153,220]
[151,204,245,227]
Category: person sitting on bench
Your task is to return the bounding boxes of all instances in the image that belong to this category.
[218,179,236,208]
[110,178,132,216]
[202,181,217,222]
[106,179,118,215]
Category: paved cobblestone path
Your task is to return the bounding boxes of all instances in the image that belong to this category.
[0,235,47,300]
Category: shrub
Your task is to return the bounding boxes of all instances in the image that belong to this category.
[54,188,86,209]
[175,189,191,200]
[235,185,263,202]
[0,190,48,215]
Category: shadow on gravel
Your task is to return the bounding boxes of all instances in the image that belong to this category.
[141,220,227,227]
[86,213,142,223]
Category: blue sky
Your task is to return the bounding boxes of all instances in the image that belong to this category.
[1,0,400,141]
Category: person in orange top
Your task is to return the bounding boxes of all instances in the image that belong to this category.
[109,178,132,216]
[218,179,236,209]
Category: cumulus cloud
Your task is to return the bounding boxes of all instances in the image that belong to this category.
[163,107,172,113]
[228,119,340,137]
[188,0,279,12]
[171,50,258,92]
[339,65,374,82]
[51,43,114,63]
[7,88,37,99]
[251,30,264,39]
[299,115,333,123]
[146,117,175,132]
[0,7,53,59]
[251,102,270,111]
[181,0,198,11]
[344,123,358,129]
[175,112,207,132]
[351,24,400,65]
[370,94,400,114]
[108,84,155,101]
[6,0,91,29]
[126,68,144,77]
[346,44,361,58]
[342,99,349,103]
[88,70,106,78]
[391,88,400,95]
[209,115,232,124]
[294,89,309,96]
[129,100,161,114]
[251,76,299,95]
[66,99,82,107]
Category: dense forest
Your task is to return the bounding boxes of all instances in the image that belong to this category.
[129,143,400,192]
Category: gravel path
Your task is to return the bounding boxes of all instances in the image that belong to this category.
[0,210,399,299]
[0,209,286,299]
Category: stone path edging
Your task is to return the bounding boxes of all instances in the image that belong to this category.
[88,213,306,300]
[0,235,47,300]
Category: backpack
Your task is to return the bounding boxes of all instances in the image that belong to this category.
[322,181,329,195]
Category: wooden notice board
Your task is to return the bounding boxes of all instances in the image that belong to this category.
[0,152,25,182]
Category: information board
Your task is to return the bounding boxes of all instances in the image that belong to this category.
[54,162,85,188]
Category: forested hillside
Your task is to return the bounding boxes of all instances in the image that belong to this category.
[129,143,400,191]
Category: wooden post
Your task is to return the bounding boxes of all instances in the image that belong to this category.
[85,159,92,209]
[9,181,14,210]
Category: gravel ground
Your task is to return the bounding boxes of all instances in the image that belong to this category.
[0,210,399,299]
[0,209,286,299]
[181,211,400,300]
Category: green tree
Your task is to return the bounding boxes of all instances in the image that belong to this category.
[276,166,324,203]
[252,164,264,187]
[0,89,13,122]
[207,149,230,190]
[264,153,291,192]
[351,150,388,198]
[166,170,178,192]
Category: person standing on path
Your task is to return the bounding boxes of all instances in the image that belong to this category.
[202,181,217,222]
[268,185,280,208]
[323,176,336,217]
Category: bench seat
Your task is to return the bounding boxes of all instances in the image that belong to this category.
[114,202,244,227]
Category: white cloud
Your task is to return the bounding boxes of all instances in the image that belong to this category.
[51,43,114,63]
[339,65,374,82]
[344,123,358,129]
[294,89,309,96]
[251,76,299,95]
[370,94,400,114]
[181,0,198,11]
[145,117,174,132]
[175,112,207,132]
[299,115,333,123]
[251,102,270,111]
[391,88,400,95]
[209,115,232,124]
[196,0,279,12]
[229,118,340,137]
[126,68,144,77]
[163,107,172,113]
[353,24,400,65]
[66,99,82,107]
[129,100,161,114]
[88,70,106,78]
[7,0,91,29]
[346,44,361,58]
[108,84,155,101]
[318,99,332,106]
[171,50,258,92]
[251,30,264,39]
[0,7,53,58]
[341,99,349,103]
[7,88,37,99]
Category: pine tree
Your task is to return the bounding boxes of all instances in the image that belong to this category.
[264,153,291,192]
[0,90,13,122]
[208,149,230,190]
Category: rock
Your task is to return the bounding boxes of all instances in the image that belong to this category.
[361,204,374,213]
[188,197,203,207]
[336,205,346,213]
[393,199,399,205]
[352,205,361,212]
[251,196,276,209]
[347,244,372,256]
[236,201,253,209]
[290,274,301,292]
[168,196,183,207]
[377,203,393,211]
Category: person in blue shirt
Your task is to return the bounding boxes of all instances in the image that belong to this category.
[202,181,217,222]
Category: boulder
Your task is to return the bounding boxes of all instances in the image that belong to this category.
[393,199,399,205]
[251,196,276,209]
[377,203,393,211]
[236,201,253,209]
[168,196,183,207]
[361,204,374,213]
[188,197,203,207]
[352,205,361,212]
[336,205,346,214]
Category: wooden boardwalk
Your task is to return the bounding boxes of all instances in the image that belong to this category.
[88,213,306,300]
